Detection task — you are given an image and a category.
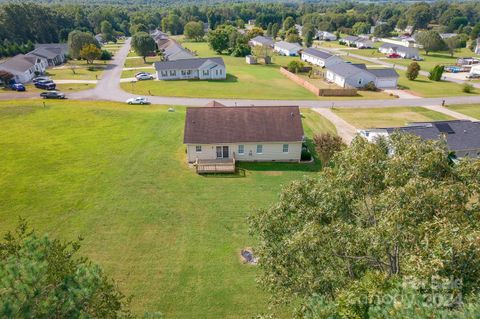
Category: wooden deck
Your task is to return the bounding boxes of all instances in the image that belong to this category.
[195,158,236,174]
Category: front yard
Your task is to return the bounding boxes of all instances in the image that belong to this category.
[0,83,95,94]
[447,104,480,119]
[333,106,453,128]
[397,74,479,97]
[46,60,107,80]
[0,100,334,319]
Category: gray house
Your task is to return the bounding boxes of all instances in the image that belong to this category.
[358,120,480,159]
[249,36,274,48]
[325,62,398,88]
[155,57,226,80]
[30,43,68,66]
[0,54,46,83]
[159,39,195,61]
[379,43,420,59]
[300,48,342,68]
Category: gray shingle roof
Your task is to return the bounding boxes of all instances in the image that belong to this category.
[27,47,58,59]
[34,43,68,55]
[343,36,359,42]
[326,62,366,78]
[274,41,302,51]
[302,47,333,60]
[0,54,35,73]
[367,68,399,78]
[154,57,225,71]
[250,36,274,47]
[384,120,480,152]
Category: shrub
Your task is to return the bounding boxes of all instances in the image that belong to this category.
[100,50,112,60]
[463,83,474,93]
[301,145,312,161]
[406,62,420,80]
[362,81,377,91]
[313,133,346,164]
[428,65,444,81]
[287,60,304,73]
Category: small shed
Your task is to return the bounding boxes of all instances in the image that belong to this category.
[246,55,257,64]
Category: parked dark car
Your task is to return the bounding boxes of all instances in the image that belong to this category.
[35,80,56,90]
[10,83,26,91]
[40,91,65,99]
[32,76,50,84]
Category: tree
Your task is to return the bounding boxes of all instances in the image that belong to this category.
[283,16,295,31]
[470,23,480,40]
[271,23,280,39]
[266,23,273,37]
[184,21,205,42]
[161,14,183,35]
[313,133,346,164]
[100,49,112,60]
[250,134,480,316]
[246,27,264,40]
[101,20,115,43]
[302,23,315,47]
[286,60,304,73]
[445,35,464,56]
[80,44,101,64]
[0,221,132,318]
[406,2,432,30]
[373,24,392,38]
[207,27,230,54]
[131,32,155,63]
[406,61,420,80]
[0,70,13,86]
[416,31,446,55]
[429,65,445,81]
[352,22,371,35]
[67,30,100,60]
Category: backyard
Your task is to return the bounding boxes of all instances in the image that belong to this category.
[121,41,393,100]
[0,100,333,318]
[333,106,453,128]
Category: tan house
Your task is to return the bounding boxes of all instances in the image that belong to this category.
[183,105,304,171]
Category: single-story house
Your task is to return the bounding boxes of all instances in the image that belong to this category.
[358,120,480,159]
[274,41,302,56]
[300,47,342,68]
[378,43,420,59]
[458,57,480,66]
[469,64,480,75]
[316,31,337,41]
[95,34,105,45]
[30,43,68,66]
[159,39,195,61]
[0,54,46,83]
[184,105,304,163]
[249,36,274,48]
[155,57,226,80]
[340,36,360,46]
[381,37,417,48]
[340,36,373,48]
[325,62,398,89]
[440,33,457,40]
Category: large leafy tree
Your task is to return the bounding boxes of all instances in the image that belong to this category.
[101,20,116,43]
[68,30,100,60]
[416,30,446,55]
[184,21,205,42]
[207,26,231,54]
[80,44,102,64]
[131,31,156,63]
[0,221,133,318]
[250,134,480,316]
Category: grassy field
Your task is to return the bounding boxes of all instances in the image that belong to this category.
[46,61,107,80]
[0,100,335,318]
[397,74,479,97]
[124,56,161,68]
[447,104,480,119]
[333,106,453,128]
[121,42,393,100]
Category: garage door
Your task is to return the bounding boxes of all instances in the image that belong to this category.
[376,78,397,88]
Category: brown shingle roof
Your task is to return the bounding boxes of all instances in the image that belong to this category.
[184,106,304,144]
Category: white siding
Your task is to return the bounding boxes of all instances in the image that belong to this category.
[157,65,226,81]
[301,53,342,68]
[186,142,302,163]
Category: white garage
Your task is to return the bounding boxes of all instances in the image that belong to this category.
[369,69,399,89]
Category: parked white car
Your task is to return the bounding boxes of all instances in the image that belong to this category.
[126,97,150,105]
[135,73,154,80]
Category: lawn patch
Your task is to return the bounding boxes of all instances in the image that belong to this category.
[447,104,480,119]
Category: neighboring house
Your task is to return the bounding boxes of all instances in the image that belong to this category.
[378,43,420,59]
[159,39,195,61]
[249,36,274,48]
[301,47,342,68]
[0,54,46,83]
[183,105,304,163]
[440,33,458,40]
[31,43,68,66]
[340,36,360,46]
[316,31,337,41]
[95,34,105,45]
[155,57,226,80]
[381,37,417,48]
[469,64,480,75]
[295,24,303,36]
[340,36,373,48]
[358,120,480,159]
[457,57,479,66]
[474,38,480,55]
[274,41,302,56]
[325,62,398,88]
[151,29,169,48]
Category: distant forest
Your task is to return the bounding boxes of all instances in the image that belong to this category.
[0,1,479,57]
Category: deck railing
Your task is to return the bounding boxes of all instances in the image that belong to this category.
[195,156,236,174]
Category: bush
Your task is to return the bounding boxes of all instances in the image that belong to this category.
[406,62,420,80]
[463,83,474,93]
[287,60,304,73]
[362,81,377,91]
[428,65,444,81]
[301,145,312,161]
[100,50,112,60]
[313,133,345,164]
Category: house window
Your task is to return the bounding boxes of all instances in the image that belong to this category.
[282,144,289,153]
[238,145,244,155]
[195,145,202,152]
[203,70,209,76]
[181,70,186,75]
[256,144,263,154]
[161,71,168,76]
[169,70,176,76]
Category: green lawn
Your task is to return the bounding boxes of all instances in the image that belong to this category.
[0,100,335,318]
[447,104,480,119]
[333,106,453,128]
[46,61,107,80]
[121,42,393,100]
[397,74,479,97]
[124,56,161,68]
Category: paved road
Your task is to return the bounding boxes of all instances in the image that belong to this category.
[3,39,480,108]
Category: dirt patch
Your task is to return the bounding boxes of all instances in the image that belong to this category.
[240,248,258,265]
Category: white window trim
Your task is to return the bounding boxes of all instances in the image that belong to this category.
[195,145,202,153]
[256,144,263,154]
[238,145,245,155]
[282,144,289,153]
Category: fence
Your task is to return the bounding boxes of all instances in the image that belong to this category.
[280,67,357,96]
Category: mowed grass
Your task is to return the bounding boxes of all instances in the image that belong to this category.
[0,100,334,318]
[124,56,161,68]
[447,104,480,119]
[397,74,479,97]
[121,42,393,100]
[333,106,453,128]
[47,60,108,80]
